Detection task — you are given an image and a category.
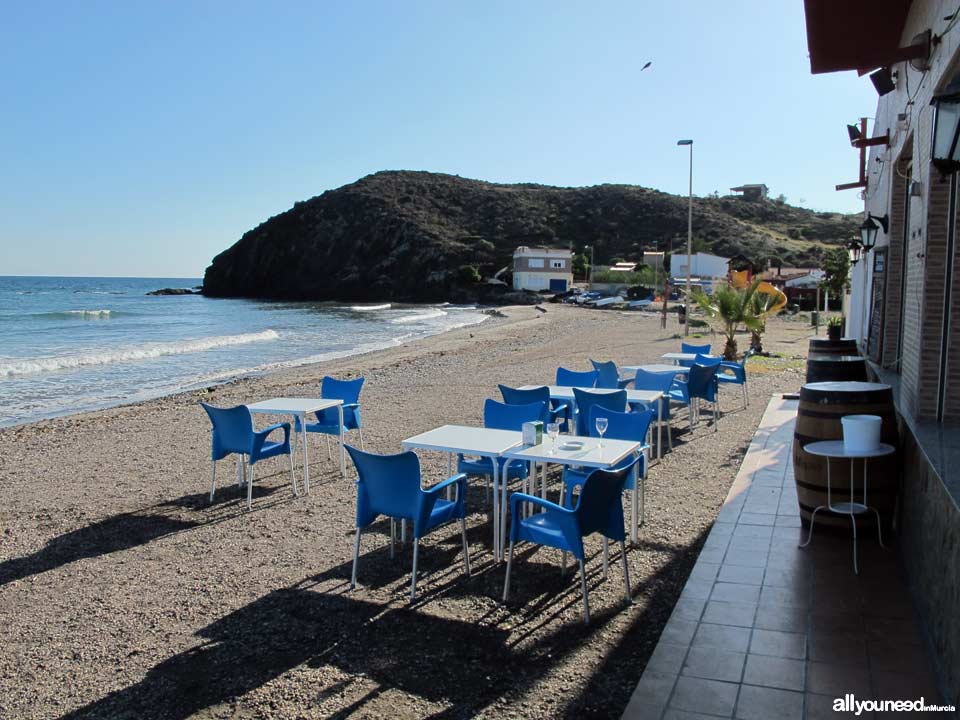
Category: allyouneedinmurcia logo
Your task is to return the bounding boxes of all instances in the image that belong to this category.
[833,694,956,715]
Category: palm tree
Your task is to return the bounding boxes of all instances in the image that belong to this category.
[691,280,763,360]
[747,289,779,353]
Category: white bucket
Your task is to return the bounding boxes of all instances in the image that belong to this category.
[841,414,882,453]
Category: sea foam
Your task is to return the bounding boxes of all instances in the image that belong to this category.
[0,329,280,377]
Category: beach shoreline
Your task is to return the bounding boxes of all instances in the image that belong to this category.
[0,305,811,718]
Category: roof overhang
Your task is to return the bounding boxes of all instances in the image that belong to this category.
[804,0,916,74]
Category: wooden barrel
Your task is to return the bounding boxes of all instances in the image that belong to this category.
[806,354,868,383]
[792,382,899,533]
[809,337,859,356]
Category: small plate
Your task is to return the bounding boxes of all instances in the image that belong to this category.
[559,440,585,451]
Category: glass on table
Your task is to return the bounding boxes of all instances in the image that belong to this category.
[547,422,561,453]
[595,416,608,448]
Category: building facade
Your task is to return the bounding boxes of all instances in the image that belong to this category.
[806,0,960,705]
[512,246,573,292]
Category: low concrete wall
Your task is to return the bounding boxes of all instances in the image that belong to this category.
[897,419,960,706]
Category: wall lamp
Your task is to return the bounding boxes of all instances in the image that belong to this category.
[847,237,862,266]
[859,214,888,251]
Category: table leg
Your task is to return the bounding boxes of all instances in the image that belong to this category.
[301,413,310,494]
[500,459,511,562]
[850,458,859,575]
[492,458,500,561]
[541,462,547,501]
[447,453,454,501]
[338,404,346,477]
[657,396,663,460]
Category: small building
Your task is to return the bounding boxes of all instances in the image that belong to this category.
[512,246,573,292]
[608,261,640,274]
[670,253,730,282]
[729,183,769,201]
[641,251,665,271]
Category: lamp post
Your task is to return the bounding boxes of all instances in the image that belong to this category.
[677,139,693,335]
[585,245,594,289]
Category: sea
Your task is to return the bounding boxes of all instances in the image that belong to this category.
[0,276,489,428]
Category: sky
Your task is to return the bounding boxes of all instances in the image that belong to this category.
[0,1,878,278]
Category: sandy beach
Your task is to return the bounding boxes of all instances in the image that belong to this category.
[0,305,812,719]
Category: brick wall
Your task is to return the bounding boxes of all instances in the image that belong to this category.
[881,144,911,368]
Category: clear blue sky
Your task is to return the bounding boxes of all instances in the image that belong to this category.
[1,1,876,278]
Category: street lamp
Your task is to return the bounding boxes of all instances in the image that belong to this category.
[677,139,693,335]
[859,213,887,251]
[584,245,594,288]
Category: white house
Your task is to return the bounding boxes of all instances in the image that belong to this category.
[670,253,730,287]
[512,246,573,292]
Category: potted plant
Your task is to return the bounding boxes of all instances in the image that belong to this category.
[827,315,844,341]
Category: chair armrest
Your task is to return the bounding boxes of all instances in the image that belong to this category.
[618,378,634,389]
[341,403,360,410]
[423,473,467,497]
[509,492,569,515]
[251,422,291,455]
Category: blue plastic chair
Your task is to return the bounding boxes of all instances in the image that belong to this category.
[572,388,627,436]
[669,357,721,430]
[346,445,470,602]
[457,398,546,488]
[554,368,599,431]
[201,403,294,510]
[498,385,561,425]
[296,376,365,457]
[562,407,652,541]
[590,359,633,389]
[502,456,641,623]
[631,368,677,453]
[679,342,712,368]
[717,349,753,409]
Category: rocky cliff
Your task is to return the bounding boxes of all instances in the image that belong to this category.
[202,171,859,302]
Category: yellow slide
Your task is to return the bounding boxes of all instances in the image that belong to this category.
[730,270,787,316]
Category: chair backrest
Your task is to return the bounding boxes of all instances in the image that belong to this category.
[201,403,253,459]
[321,376,365,405]
[483,398,547,431]
[588,406,655,443]
[498,384,545,405]
[681,342,711,356]
[572,388,627,436]
[345,445,421,526]
[556,367,599,388]
[574,457,640,540]
[688,362,720,400]
[590,359,621,389]
[633,368,677,393]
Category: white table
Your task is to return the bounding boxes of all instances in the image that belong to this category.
[401,425,523,561]
[502,436,643,545]
[799,440,894,574]
[622,363,690,376]
[520,385,666,460]
[246,397,345,492]
[660,352,718,365]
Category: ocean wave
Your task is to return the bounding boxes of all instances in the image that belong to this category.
[58,309,115,319]
[390,309,448,324]
[349,303,392,311]
[0,329,280,377]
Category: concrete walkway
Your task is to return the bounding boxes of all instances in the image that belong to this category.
[622,396,941,719]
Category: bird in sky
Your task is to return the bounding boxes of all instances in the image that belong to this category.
[641,61,652,70]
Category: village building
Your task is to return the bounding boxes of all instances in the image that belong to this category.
[729,183,769,201]
[807,0,960,704]
[511,246,573,292]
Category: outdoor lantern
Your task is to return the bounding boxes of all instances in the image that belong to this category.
[847,238,862,266]
[859,214,888,252]
[931,91,960,173]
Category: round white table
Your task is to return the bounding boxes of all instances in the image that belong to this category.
[799,440,894,574]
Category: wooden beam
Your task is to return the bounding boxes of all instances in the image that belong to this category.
[853,133,890,148]
[836,180,868,191]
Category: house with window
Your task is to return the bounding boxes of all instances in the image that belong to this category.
[511,246,573,292]
[806,0,960,704]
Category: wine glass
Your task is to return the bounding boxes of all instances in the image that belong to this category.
[547,422,560,454]
[595,416,609,448]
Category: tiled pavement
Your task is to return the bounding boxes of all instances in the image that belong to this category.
[622,396,943,719]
